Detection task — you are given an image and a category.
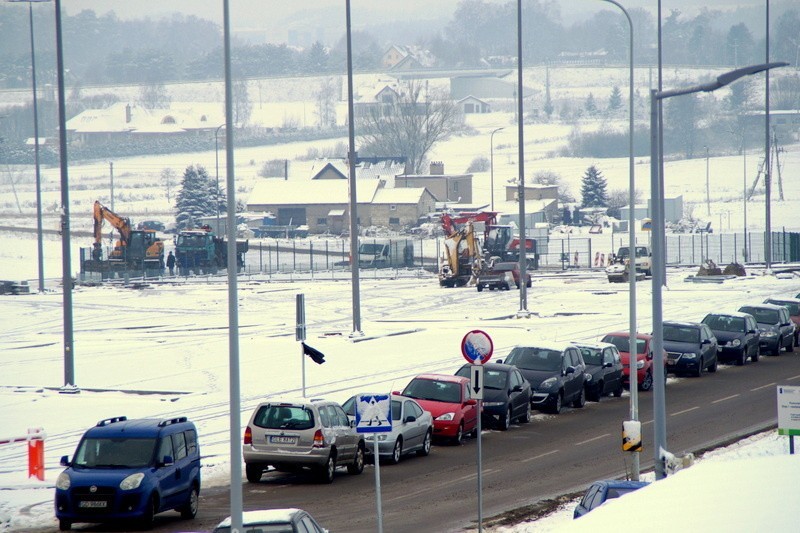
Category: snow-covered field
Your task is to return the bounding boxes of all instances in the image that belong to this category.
[2,66,800,532]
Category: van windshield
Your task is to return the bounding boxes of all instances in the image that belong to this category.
[504,347,563,372]
[73,437,157,468]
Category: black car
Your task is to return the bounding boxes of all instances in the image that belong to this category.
[455,363,532,430]
[662,321,719,377]
[499,342,587,414]
[739,303,794,356]
[701,311,760,365]
[764,297,800,346]
[572,342,625,401]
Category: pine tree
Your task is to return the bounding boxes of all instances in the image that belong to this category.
[608,86,623,112]
[175,165,225,230]
[580,165,608,208]
[584,93,597,115]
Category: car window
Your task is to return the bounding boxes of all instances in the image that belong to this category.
[704,315,745,332]
[408,401,424,419]
[740,306,780,324]
[581,484,600,508]
[171,431,187,461]
[579,347,602,365]
[318,405,332,427]
[570,349,583,367]
[511,370,522,388]
[392,400,402,421]
[663,325,700,344]
[562,353,570,372]
[185,429,198,455]
[403,378,462,403]
[254,405,315,430]
[157,435,174,462]
[298,514,322,533]
[601,335,646,354]
[505,347,564,371]
[484,369,509,390]
[333,405,350,427]
[74,437,157,468]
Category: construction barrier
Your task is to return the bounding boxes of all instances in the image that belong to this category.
[0,427,46,480]
[594,252,600,267]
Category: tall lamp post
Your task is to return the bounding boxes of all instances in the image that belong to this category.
[515,0,529,317]
[595,0,638,480]
[649,62,787,480]
[705,146,710,216]
[9,0,50,293]
[214,123,226,233]
[489,127,503,212]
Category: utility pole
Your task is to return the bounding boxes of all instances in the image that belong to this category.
[109,161,114,212]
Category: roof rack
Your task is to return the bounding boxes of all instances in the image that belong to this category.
[158,416,188,427]
[96,416,127,427]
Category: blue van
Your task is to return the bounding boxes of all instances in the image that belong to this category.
[54,416,201,531]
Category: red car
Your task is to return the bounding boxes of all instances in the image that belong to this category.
[399,374,478,445]
[600,332,667,391]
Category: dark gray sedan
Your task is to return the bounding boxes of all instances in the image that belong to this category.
[573,342,625,401]
[455,362,532,430]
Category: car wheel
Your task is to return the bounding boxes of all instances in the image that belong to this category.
[452,423,464,445]
[417,430,432,456]
[245,463,263,483]
[693,357,704,377]
[58,520,71,531]
[138,495,157,530]
[639,371,653,391]
[588,382,602,402]
[751,346,760,362]
[318,453,336,483]
[737,349,746,366]
[613,383,624,397]
[708,356,718,373]
[388,438,402,465]
[551,392,563,414]
[179,485,199,519]
[477,285,483,292]
[520,402,532,423]
[348,445,365,474]
[572,386,586,408]
[773,342,781,356]
[526,279,531,288]
[499,406,512,431]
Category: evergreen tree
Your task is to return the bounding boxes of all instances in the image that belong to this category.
[580,165,608,208]
[175,165,225,230]
[584,93,597,115]
[608,86,623,111]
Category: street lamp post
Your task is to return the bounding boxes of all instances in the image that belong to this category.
[649,62,788,480]
[705,146,710,216]
[596,0,638,480]
[215,123,226,233]
[489,127,504,212]
[515,0,529,317]
[9,0,50,293]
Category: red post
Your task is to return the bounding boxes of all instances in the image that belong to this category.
[27,428,45,481]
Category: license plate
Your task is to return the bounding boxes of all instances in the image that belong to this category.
[269,436,297,444]
[79,500,107,508]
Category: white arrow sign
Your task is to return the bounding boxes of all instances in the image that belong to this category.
[471,364,484,400]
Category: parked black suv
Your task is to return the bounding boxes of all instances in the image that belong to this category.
[701,311,760,365]
[739,303,795,356]
[662,321,719,377]
[499,342,587,414]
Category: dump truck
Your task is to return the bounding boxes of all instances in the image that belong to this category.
[175,226,249,275]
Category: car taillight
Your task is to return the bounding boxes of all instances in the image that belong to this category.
[244,426,252,445]
[313,429,325,448]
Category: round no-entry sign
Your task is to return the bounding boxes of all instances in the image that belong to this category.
[461,330,494,365]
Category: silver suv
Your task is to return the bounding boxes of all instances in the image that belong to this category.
[243,398,365,484]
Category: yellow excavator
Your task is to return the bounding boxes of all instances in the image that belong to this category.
[88,201,164,272]
[438,220,483,287]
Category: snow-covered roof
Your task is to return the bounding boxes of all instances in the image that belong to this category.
[371,187,431,205]
[247,179,381,206]
[66,102,223,134]
[309,159,405,182]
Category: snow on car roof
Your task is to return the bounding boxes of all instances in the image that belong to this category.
[215,508,303,528]
[511,340,575,353]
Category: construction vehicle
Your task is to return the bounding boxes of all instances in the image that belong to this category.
[81,201,164,277]
[357,238,414,268]
[175,226,249,275]
[438,211,536,287]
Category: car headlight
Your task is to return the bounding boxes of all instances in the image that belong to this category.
[483,401,505,407]
[636,359,645,369]
[120,473,145,490]
[539,377,558,389]
[731,339,741,347]
[682,352,697,359]
[56,472,70,490]
[435,412,455,421]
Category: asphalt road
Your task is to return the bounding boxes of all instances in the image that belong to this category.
[135,349,800,533]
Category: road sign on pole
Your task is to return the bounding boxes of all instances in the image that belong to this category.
[470,365,484,400]
[461,330,493,365]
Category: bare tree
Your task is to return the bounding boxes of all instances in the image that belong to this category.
[233,79,253,127]
[315,77,339,129]
[139,83,171,109]
[359,81,463,174]
[161,168,177,203]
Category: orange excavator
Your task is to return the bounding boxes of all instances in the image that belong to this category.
[88,201,164,272]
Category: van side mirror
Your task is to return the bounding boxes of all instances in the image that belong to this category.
[564,366,575,375]
[159,455,174,467]
[495,358,503,364]
[404,415,417,423]
[60,455,70,467]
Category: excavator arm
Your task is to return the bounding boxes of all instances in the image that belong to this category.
[93,201,132,246]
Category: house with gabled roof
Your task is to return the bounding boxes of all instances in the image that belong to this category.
[381,44,436,70]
